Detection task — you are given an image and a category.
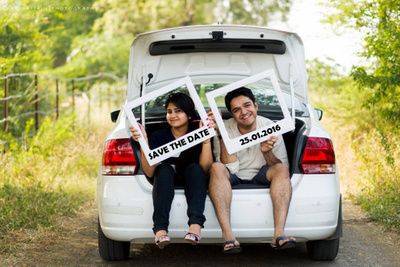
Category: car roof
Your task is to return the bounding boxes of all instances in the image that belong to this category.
[127,25,308,102]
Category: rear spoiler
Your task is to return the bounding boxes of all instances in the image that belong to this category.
[149,38,286,55]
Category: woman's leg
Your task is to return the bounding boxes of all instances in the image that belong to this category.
[152,163,175,235]
[183,163,208,232]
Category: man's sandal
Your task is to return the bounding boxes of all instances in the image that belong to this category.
[222,240,242,254]
[271,236,296,250]
[155,234,171,249]
[184,232,201,245]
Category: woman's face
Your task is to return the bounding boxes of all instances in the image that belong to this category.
[166,102,189,128]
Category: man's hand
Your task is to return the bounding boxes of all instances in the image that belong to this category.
[260,136,278,153]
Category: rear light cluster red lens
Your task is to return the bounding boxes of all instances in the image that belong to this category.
[102,138,138,175]
[300,137,336,174]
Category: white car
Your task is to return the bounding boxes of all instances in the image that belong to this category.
[97,25,342,261]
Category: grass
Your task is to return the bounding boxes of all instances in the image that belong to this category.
[309,67,400,231]
[0,113,111,252]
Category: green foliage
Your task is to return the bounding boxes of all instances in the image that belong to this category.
[322,2,400,227]
[354,129,400,229]
[32,0,101,67]
[0,11,52,74]
[1,0,294,78]
[0,182,82,237]
[0,1,101,137]
[55,34,131,77]
[327,0,400,127]
[60,0,293,77]
[309,59,400,231]
[0,115,104,239]
[218,0,292,25]
[0,0,100,74]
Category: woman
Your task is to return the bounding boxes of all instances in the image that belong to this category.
[130,92,213,249]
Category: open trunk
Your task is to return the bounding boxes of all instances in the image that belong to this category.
[133,114,306,189]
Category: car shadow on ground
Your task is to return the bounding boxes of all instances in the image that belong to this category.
[99,243,338,267]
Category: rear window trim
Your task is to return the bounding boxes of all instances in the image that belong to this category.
[149,38,286,55]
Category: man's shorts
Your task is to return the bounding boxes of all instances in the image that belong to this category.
[229,165,271,187]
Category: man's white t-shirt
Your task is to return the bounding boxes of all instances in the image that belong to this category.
[214,116,288,180]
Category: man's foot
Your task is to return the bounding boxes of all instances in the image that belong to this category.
[271,236,296,250]
[222,240,242,254]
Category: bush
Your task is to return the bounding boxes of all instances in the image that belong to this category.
[0,114,107,241]
[308,59,400,231]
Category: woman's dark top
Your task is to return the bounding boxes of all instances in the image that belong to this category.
[148,122,202,177]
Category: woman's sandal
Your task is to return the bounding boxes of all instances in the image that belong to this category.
[155,234,171,249]
[271,236,296,250]
[184,232,201,245]
[222,240,242,254]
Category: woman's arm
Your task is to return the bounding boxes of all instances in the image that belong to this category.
[199,139,213,173]
[130,124,158,177]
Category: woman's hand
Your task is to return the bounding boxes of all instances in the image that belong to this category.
[200,110,219,145]
[129,123,147,143]
[206,110,219,132]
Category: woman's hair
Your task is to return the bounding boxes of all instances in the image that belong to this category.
[224,87,256,113]
[165,92,196,119]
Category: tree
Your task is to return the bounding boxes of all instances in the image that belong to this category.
[62,0,293,77]
[0,9,51,75]
[217,0,292,25]
[0,0,100,74]
[326,0,400,126]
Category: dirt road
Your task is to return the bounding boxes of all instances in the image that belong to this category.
[2,200,399,266]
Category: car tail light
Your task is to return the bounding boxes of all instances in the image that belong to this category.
[102,138,138,175]
[300,137,336,174]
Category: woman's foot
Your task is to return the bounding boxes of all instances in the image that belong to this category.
[154,230,170,249]
[185,224,202,245]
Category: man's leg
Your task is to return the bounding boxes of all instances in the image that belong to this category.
[208,162,237,242]
[266,163,295,245]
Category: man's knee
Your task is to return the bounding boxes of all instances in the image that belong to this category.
[210,162,226,176]
[268,163,290,181]
[209,163,230,185]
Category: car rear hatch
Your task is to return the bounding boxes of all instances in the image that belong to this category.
[126,25,308,103]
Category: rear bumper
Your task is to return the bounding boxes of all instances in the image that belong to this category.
[97,173,340,243]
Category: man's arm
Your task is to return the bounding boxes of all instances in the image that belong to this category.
[260,136,282,166]
[219,135,238,164]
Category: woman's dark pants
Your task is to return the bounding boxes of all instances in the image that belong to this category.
[152,163,208,234]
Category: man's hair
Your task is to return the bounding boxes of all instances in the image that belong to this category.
[165,92,196,118]
[224,87,256,113]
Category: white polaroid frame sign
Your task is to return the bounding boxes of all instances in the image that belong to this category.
[124,77,215,166]
[206,69,294,155]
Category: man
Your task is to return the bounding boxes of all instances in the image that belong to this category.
[208,87,296,254]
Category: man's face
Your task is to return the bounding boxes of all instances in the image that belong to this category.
[230,95,258,130]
